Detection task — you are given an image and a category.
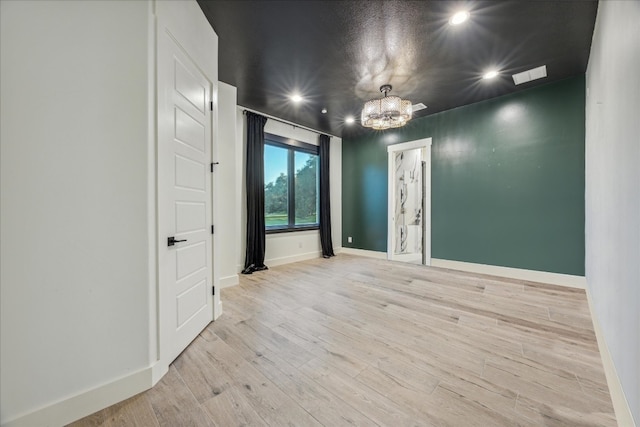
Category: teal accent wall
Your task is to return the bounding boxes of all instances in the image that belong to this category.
[342,76,585,275]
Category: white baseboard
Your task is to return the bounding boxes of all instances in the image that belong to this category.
[340,247,587,289]
[338,251,586,289]
[2,366,154,427]
[219,274,239,289]
[265,250,323,267]
[339,247,388,259]
[151,360,169,385]
[214,299,223,320]
[430,258,586,289]
[585,288,637,427]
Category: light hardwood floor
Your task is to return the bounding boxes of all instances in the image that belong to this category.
[70,255,616,426]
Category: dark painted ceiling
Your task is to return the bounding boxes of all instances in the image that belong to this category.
[197,0,598,138]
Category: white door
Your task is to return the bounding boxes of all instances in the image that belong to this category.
[158,29,213,363]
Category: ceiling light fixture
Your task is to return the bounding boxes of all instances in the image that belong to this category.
[449,11,470,26]
[483,70,499,80]
[345,116,355,124]
[290,93,303,103]
[361,85,412,130]
[321,108,327,114]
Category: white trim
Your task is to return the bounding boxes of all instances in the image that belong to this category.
[585,287,637,427]
[431,258,586,288]
[338,253,586,288]
[147,0,160,381]
[1,367,153,427]
[340,248,388,259]
[216,299,223,318]
[151,361,169,385]
[387,138,432,265]
[387,137,433,153]
[219,274,239,289]
[265,251,323,267]
[210,43,221,323]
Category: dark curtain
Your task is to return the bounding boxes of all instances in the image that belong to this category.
[242,112,268,274]
[319,134,335,258]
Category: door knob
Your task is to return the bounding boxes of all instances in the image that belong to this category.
[167,236,187,247]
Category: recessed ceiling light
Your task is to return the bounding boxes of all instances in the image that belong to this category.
[321,108,327,114]
[449,11,470,26]
[290,93,303,103]
[483,70,499,80]
[345,116,355,124]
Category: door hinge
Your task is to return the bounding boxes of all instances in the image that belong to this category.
[210,162,219,172]
[212,286,215,295]
[210,101,213,111]
[211,225,214,234]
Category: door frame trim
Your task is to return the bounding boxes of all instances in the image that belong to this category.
[387,138,432,265]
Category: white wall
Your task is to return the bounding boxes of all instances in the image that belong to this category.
[236,109,342,271]
[585,1,640,425]
[330,131,343,256]
[235,105,246,272]
[217,83,239,287]
[0,1,153,425]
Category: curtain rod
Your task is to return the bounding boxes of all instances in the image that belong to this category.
[240,106,338,139]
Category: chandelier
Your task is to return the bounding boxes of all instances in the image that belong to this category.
[361,84,412,130]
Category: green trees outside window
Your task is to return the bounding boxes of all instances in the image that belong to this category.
[264,136,319,231]
[264,144,289,226]
[294,151,318,225]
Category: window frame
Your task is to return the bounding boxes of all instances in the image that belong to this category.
[264,133,319,234]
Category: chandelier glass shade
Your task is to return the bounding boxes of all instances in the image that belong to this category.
[361,85,412,130]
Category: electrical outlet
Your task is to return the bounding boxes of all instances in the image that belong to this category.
[347,236,353,243]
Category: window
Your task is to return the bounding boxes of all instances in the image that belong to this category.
[264,133,319,232]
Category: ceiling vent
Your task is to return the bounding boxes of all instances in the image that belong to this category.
[512,65,547,85]
[412,103,428,112]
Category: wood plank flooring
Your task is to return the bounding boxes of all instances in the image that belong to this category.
[69,254,616,426]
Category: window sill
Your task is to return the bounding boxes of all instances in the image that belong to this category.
[266,225,319,235]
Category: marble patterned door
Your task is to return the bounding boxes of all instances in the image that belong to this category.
[393,148,423,262]
[387,137,432,265]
